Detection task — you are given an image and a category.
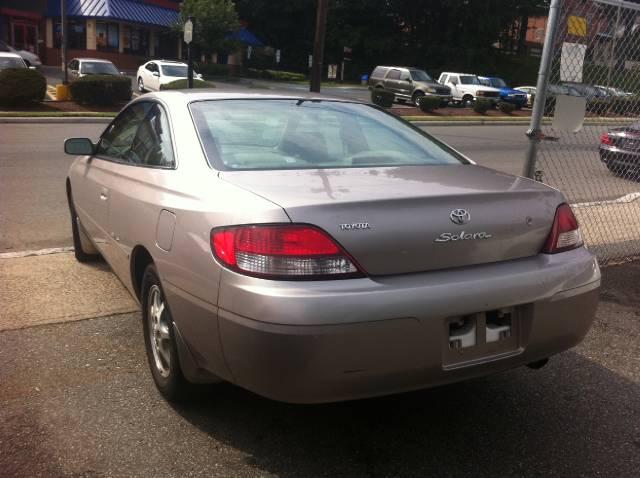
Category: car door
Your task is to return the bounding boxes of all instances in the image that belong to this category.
[448,74,462,100]
[77,102,152,265]
[146,62,160,91]
[398,70,413,99]
[105,102,177,284]
[384,69,402,94]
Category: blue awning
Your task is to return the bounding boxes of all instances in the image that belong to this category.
[47,0,180,28]
[227,27,264,47]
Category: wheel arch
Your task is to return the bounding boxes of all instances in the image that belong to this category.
[131,245,154,300]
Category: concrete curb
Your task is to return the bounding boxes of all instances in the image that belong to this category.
[0,117,113,124]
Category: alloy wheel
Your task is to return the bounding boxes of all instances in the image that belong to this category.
[147,284,171,377]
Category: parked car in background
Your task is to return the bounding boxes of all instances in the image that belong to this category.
[64,91,600,404]
[478,76,528,109]
[0,40,41,67]
[438,72,501,107]
[0,52,29,71]
[515,86,536,107]
[68,58,122,80]
[561,82,614,112]
[137,60,203,92]
[368,66,452,106]
[600,123,640,178]
[595,85,634,97]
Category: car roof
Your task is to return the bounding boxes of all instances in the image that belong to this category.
[0,52,23,59]
[140,90,365,106]
[75,58,115,63]
[441,72,476,76]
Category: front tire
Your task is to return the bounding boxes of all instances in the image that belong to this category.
[142,264,190,401]
[138,77,145,93]
[462,95,474,108]
[412,91,425,106]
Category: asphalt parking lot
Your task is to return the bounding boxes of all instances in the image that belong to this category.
[0,120,639,477]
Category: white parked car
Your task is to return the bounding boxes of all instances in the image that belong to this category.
[136,60,203,92]
[0,40,41,67]
[516,86,537,107]
[0,52,29,71]
[438,72,501,107]
[68,58,122,80]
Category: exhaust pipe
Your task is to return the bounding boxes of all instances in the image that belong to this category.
[527,358,549,370]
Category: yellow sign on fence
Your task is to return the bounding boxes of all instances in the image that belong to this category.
[568,15,587,37]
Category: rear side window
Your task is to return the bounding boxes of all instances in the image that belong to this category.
[97,103,152,160]
[129,104,175,168]
[387,69,401,80]
[440,74,449,84]
[371,67,387,78]
[190,99,465,171]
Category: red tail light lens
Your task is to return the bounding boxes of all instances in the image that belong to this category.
[211,225,364,279]
[600,133,613,146]
[542,204,583,254]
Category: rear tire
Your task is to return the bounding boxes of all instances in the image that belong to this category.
[412,91,425,106]
[67,188,99,263]
[142,264,191,402]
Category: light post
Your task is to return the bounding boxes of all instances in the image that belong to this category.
[184,17,194,89]
[61,0,68,84]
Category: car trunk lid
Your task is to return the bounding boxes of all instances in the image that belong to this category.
[220,165,563,275]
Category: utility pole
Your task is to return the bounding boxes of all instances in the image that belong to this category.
[309,0,328,93]
[61,0,68,84]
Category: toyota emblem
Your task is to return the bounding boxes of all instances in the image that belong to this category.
[449,209,471,225]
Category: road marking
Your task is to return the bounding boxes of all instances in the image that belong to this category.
[0,246,74,260]
[572,192,640,209]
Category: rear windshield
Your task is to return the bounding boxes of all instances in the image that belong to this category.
[190,99,465,171]
[81,61,119,75]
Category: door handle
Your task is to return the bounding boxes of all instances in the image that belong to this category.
[100,188,109,201]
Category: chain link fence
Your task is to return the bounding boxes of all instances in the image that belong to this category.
[529,0,640,264]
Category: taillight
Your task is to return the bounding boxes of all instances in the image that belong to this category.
[542,204,583,254]
[600,133,613,146]
[211,224,364,279]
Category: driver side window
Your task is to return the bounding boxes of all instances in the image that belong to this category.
[96,103,151,161]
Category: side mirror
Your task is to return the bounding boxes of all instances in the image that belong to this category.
[404,78,412,83]
[65,138,95,156]
[451,78,458,85]
[152,71,160,77]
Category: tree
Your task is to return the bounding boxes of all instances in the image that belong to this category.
[179,0,240,55]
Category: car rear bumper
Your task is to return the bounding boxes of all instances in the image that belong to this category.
[216,248,600,403]
[600,146,640,166]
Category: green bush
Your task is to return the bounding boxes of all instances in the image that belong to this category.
[473,98,492,115]
[244,68,305,81]
[498,101,516,115]
[196,63,231,77]
[371,89,395,108]
[0,68,46,107]
[70,75,131,106]
[159,79,216,90]
[418,95,441,113]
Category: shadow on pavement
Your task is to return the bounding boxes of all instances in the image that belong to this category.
[173,351,640,477]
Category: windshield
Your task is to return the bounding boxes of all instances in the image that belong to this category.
[410,69,432,82]
[459,75,480,85]
[190,99,465,171]
[0,57,26,70]
[490,78,507,88]
[81,61,119,75]
[161,65,188,77]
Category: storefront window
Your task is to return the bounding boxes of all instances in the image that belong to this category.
[122,25,149,55]
[54,21,87,50]
[96,22,119,51]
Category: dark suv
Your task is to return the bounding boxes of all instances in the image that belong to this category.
[368,66,452,106]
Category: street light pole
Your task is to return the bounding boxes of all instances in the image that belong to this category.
[61,0,68,84]
[309,0,328,93]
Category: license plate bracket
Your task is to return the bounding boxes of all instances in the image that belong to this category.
[443,307,520,368]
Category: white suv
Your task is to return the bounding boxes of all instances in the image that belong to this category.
[137,60,203,92]
[438,72,501,107]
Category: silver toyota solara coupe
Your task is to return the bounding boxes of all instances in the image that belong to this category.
[64,91,600,403]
